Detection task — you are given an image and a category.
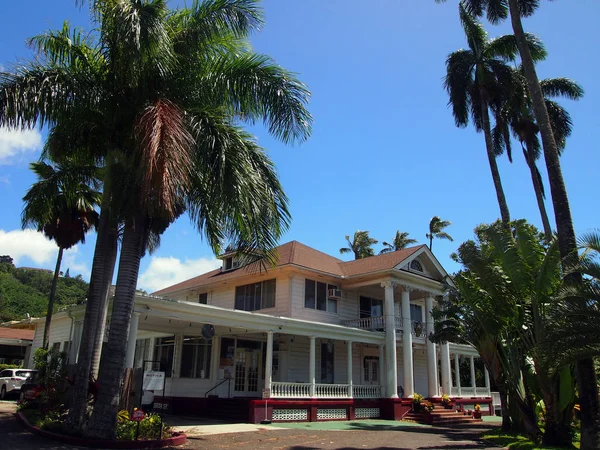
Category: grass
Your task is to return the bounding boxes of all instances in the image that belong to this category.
[482,430,580,450]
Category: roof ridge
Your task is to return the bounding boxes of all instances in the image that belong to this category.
[339,244,424,265]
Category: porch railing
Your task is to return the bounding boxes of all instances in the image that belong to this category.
[450,386,491,397]
[271,382,382,399]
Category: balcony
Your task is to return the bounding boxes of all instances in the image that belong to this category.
[341,316,426,337]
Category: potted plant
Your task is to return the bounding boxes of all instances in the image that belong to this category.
[412,393,424,412]
[473,404,482,419]
[441,394,452,409]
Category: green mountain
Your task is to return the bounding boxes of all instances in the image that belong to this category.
[0,256,88,322]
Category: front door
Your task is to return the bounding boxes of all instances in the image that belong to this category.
[233,348,262,396]
[363,357,379,385]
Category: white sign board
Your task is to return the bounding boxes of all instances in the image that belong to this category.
[143,371,165,390]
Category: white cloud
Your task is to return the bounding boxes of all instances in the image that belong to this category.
[0,175,9,185]
[0,127,43,165]
[0,229,58,265]
[138,256,221,293]
[0,229,89,278]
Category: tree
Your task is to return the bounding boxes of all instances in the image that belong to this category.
[340,231,378,259]
[494,69,583,239]
[21,160,100,348]
[426,216,453,251]
[380,230,417,254]
[443,4,545,224]
[444,1,600,446]
[1,0,311,439]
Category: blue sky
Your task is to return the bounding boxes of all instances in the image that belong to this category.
[0,0,598,292]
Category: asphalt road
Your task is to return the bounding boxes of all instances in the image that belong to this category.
[0,400,501,450]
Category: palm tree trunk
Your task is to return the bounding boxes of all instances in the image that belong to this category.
[524,144,553,239]
[86,217,146,440]
[507,3,600,448]
[496,381,512,432]
[42,247,63,349]
[429,235,433,251]
[66,202,113,432]
[90,227,118,378]
[479,91,511,224]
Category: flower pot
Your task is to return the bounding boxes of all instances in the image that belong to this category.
[473,411,482,419]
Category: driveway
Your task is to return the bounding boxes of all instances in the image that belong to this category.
[0,401,501,450]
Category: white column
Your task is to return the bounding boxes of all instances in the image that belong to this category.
[69,320,83,364]
[265,331,273,393]
[485,368,491,389]
[401,287,414,397]
[125,312,140,368]
[425,295,438,397]
[454,354,462,396]
[378,344,385,397]
[382,281,398,398]
[309,337,316,397]
[470,356,476,388]
[347,341,353,397]
[440,343,452,395]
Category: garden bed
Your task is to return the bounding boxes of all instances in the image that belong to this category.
[16,411,187,449]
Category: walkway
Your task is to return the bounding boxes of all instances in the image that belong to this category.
[0,400,501,449]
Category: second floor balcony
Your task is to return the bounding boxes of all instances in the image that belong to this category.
[341,316,426,337]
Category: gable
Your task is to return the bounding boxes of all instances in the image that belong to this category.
[396,247,448,282]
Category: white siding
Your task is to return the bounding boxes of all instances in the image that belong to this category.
[287,337,310,383]
[29,316,73,367]
[413,349,428,396]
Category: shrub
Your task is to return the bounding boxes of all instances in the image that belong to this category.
[441,393,451,405]
[0,363,20,371]
[412,393,424,404]
[116,410,172,441]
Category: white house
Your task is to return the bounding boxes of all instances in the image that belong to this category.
[29,241,493,422]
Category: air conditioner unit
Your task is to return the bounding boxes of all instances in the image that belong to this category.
[328,288,342,299]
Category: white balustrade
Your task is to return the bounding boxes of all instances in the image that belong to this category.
[460,387,476,397]
[353,385,382,399]
[271,382,311,398]
[450,387,460,396]
[341,316,385,331]
[448,386,492,398]
[475,387,491,397]
[271,382,382,399]
[394,316,403,331]
[315,383,350,398]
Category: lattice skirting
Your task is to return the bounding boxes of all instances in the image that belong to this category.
[316,408,347,420]
[355,407,380,419]
[272,409,309,421]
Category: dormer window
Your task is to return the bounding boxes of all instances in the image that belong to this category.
[224,257,233,271]
[410,260,423,272]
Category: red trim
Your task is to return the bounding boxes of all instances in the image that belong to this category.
[16,412,187,449]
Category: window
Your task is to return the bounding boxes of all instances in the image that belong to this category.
[63,341,70,358]
[180,337,212,379]
[235,279,276,311]
[0,370,10,378]
[224,257,233,271]
[154,336,175,377]
[320,342,334,383]
[134,338,150,369]
[198,293,208,304]
[359,296,383,318]
[410,260,423,272]
[363,357,379,383]
[409,304,423,322]
[305,279,338,313]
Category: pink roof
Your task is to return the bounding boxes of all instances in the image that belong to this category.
[0,327,34,341]
[153,241,425,296]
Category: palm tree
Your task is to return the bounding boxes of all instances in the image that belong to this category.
[494,70,583,239]
[0,0,312,439]
[443,4,545,224]
[340,231,378,260]
[380,230,417,254]
[21,160,101,348]
[426,216,453,251]
[440,1,600,444]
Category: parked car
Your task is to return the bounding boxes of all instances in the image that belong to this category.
[0,369,37,400]
[19,371,41,402]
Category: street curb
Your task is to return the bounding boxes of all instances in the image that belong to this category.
[16,411,187,449]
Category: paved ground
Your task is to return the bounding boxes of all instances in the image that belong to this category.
[0,400,502,450]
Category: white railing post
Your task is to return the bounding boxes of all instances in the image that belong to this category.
[265,331,273,394]
[309,337,316,398]
[347,341,353,398]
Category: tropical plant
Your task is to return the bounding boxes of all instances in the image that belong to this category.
[380,230,417,254]
[0,0,311,439]
[494,69,583,239]
[436,220,576,445]
[21,160,100,348]
[340,231,378,259]
[438,2,599,447]
[443,4,546,224]
[426,216,453,251]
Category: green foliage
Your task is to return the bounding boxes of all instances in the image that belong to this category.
[0,363,20,371]
[482,431,578,450]
[0,263,88,321]
[340,231,378,259]
[116,411,172,441]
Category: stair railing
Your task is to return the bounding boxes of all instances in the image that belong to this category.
[205,378,231,398]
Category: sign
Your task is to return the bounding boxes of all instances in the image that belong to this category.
[262,388,271,399]
[131,409,145,422]
[143,371,165,390]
